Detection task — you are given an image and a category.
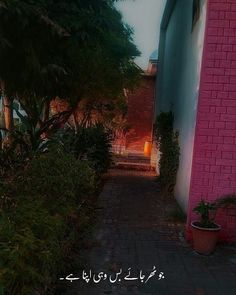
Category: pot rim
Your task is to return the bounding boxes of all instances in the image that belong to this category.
[191,221,221,231]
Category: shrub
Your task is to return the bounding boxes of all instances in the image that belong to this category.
[0,130,31,179]
[216,194,236,208]
[193,199,217,228]
[154,111,180,197]
[193,195,236,228]
[0,197,66,295]
[0,150,96,295]
[56,124,113,174]
[10,149,97,213]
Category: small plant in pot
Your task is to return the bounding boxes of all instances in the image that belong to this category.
[191,199,221,255]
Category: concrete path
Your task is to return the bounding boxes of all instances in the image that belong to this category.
[63,169,236,295]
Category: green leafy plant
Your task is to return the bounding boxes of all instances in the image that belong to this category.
[0,100,73,178]
[216,194,236,208]
[193,199,217,228]
[154,111,180,197]
[0,128,32,178]
[0,0,141,134]
[0,150,97,295]
[56,124,113,174]
[193,195,236,229]
[0,197,66,295]
[168,202,186,222]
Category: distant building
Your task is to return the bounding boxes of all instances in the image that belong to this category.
[51,55,157,157]
[156,0,236,242]
[123,53,157,154]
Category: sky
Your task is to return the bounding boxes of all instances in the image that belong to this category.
[115,0,167,69]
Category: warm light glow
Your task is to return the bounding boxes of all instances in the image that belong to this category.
[144,141,152,157]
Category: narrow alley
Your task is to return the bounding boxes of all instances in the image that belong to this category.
[64,169,236,295]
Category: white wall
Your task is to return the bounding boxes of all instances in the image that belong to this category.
[156,0,207,211]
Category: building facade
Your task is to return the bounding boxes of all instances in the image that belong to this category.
[156,0,236,242]
[50,57,157,156]
[125,58,157,154]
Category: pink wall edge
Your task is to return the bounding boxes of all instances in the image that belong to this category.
[186,0,236,243]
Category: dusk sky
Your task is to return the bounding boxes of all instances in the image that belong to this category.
[116,0,166,69]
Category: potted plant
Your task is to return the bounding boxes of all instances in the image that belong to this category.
[191,199,221,255]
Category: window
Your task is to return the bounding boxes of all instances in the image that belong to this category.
[192,0,200,30]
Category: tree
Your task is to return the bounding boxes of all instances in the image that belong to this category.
[0,0,141,140]
[0,0,68,135]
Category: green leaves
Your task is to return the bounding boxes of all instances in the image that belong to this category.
[193,199,217,228]
[0,0,140,105]
[56,124,113,174]
[193,195,236,228]
[0,151,97,294]
[0,0,141,142]
[216,194,236,208]
[154,112,180,197]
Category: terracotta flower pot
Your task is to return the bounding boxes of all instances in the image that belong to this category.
[191,221,221,255]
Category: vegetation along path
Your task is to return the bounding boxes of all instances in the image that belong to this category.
[63,169,236,295]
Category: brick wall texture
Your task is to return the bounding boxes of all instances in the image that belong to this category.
[187,0,236,242]
[50,74,156,155]
[125,76,155,153]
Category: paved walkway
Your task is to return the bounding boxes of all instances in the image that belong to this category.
[63,169,236,295]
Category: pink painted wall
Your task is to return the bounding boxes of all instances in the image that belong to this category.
[187,0,236,242]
